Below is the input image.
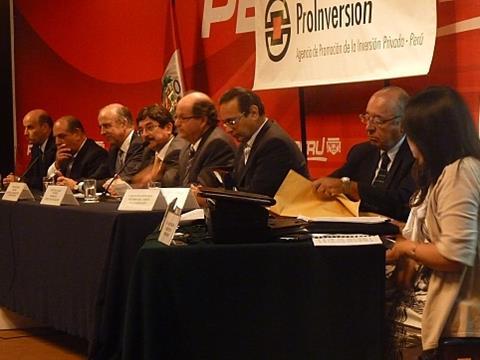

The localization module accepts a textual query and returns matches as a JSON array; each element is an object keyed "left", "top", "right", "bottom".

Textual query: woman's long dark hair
[{"left": 403, "top": 86, "right": 480, "bottom": 206}]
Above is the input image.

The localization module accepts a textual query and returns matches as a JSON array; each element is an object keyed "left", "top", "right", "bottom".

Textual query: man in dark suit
[
  {"left": 175, "top": 91, "right": 236, "bottom": 187},
  {"left": 313, "top": 86, "right": 415, "bottom": 221},
  {"left": 48, "top": 115, "right": 109, "bottom": 191},
  {"left": 134, "top": 103, "right": 188, "bottom": 187},
  {"left": 219, "top": 87, "right": 309, "bottom": 197},
  {"left": 3, "top": 109, "right": 56, "bottom": 191},
  {"left": 97, "top": 103, "right": 147, "bottom": 189}
]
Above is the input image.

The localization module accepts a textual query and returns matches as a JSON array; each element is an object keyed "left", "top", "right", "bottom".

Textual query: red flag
[{"left": 162, "top": 0, "right": 185, "bottom": 114}]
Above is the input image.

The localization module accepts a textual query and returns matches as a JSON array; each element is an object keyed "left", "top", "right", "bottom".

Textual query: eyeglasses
[
  {"left": 223, "top": 113, "right": 246, "bottom": 127},
  {"left": 174, "top": 115, "right": 198, "bottom": 122},
  {"left": 359, "top": 113, "right": 400, "bottom": 126},
  {"left": 138, "top": 124, "right": 159, "bottom": 134}
]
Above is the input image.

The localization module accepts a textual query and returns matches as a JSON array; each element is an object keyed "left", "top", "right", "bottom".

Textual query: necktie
[
  {"left": 372, "top": 152, "right": 390, "bottom": 187},
  {"left": 115, "top": 149, "right": 125, "bottom": 173},
  {"left": 243, "top": 144, "right": 251, "bottom": 165},
  {"left": 182, "top": 145, "right": 195, "bottom": 186},
  {"left": 65, "top": 158, "right": 74, "bottom": 178},
  {"left": 151, "top": 155, "right": 162, "bottom": 182}
]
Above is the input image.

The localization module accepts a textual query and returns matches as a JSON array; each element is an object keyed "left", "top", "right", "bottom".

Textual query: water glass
[
  {"left": 148, "top": 181, "right": 162, "bottom": 189},
  {"left": 84, "top": 179, "right": 98, "bottom": 203},
  {"left": 42, "top": 176, "right": 54, "bottom": 192}
]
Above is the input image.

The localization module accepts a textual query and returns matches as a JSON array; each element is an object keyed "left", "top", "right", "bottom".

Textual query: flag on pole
[{"left": 162, "top": 0, "right": 185, "bottom": 115}]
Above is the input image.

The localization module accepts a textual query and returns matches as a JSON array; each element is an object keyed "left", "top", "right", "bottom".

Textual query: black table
[
  {"left": 123, "top": 240, "right": 385, "bottom": 360},
  {"left": 0, "top": 198, "right": 164, "bottom": 359}
]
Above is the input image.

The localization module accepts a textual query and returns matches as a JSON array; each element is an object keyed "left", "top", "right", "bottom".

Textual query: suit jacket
[
  {"left": 23, "top": 135, "right": 56, "bottom": 190},
  {"left": 330, "top": 140, "right": 415, "bottom": 221},
  {"left": 59, "top": 138, "right": 109, "bottom": 181},
  {"left": 101, "top": 132, "right": 146, "bottom": 184},
  {"left": 178, "top": 126, "right": 236, "bottom": 187},
  {"left": 156, "top": 135, "right": 189, "bottom": 187},
  {"left": 233, "top": 120, "right": 309, "bottom": 197}
]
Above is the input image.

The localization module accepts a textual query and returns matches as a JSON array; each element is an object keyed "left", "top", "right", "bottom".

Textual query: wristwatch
[{"left": 341, "top": 177, "right": 351, "bottom": 194}]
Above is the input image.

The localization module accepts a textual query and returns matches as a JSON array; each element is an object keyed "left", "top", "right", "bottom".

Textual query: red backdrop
[{"left": 13, "top": 0, "right": 480, "bottom": 178}]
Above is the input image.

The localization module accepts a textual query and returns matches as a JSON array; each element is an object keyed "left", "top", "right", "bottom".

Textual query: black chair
[{"left": 438, "top": 337, "right": 480, "bottom": 360}]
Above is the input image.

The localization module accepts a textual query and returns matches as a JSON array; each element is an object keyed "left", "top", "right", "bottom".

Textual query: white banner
[{"left": 254, "top": 0, "right": 437, "bottom": 90}]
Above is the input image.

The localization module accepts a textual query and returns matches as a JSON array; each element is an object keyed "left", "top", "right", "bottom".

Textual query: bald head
[
  {"left": 370, "top": 86, "right": 409, "bottom": 120},
  {"left": 364, "top": 86, "right": 410, "bottom": 151},
  {"left": 23, "top": 109, "right": 53, "bottom": 145},
  {"left": 174, "top": 91, "right": 218, "bottom": 144},
  {"left": 98, "top": 103, "right": 134, "bottom": 146}
]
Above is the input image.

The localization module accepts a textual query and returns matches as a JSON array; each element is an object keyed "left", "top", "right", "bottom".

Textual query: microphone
[
  {"left": 19, "top": 155, "right": 41, "bottom": 182},
  {"left": 101, "top": 141, "right": 149, "bottom": 198}
]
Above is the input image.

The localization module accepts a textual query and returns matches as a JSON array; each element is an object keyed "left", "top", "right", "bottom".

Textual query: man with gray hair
[
  {"left": 313, "top": 86, "right": 415, "bottom": 221},
  {"left": 97, "top": 103, "right": 149, "bottom": 189}
]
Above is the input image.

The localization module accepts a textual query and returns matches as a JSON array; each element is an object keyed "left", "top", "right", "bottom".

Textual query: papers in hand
[
  {"left": 270, "top": 170, "right": 360, "bottom": 218},
  {"left": 312, "top": 234, "right": 382, "bottom": 246}
]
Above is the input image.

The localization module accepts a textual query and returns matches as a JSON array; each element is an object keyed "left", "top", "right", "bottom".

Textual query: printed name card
[
  {"left": 118, "top": 188, "right": 199, "bottom": 211},
  {"left": 118, "top": 189, "right": 163, "bottom": 211},
  {"left": 1, "top": 182, "right": 35, "bottom": 202},
  {"left": 160, "top": 188, "right": 199, "bottom": 210},
  {"left": 40, "top": 185, "right": 79, "bottom": 206},
  {"left": 157, "top": 204, "right": 182, "bottom": 246}
]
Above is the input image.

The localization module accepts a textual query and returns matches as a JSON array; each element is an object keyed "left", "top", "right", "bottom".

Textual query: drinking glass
[
  {"left": 84, "top": 179, "right": 99, "bottom": 203},
  {"left": 42, "top": 176, "right": 54, "bottom": 192}
]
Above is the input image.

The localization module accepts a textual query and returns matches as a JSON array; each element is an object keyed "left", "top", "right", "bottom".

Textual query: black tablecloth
[
  {"left": 0, "top": 199, "right": 164, "bottom": 359},
  {"left": 123, "top": 240, "right": 385, "bottom": 360}
]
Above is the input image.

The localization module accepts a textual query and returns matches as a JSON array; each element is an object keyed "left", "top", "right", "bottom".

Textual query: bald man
[
  {"left": 96, "top": 103, "right": 149, "bottom": 189},
  {"left": 175, "top": 91, "right": 236, "bottom": 186},
  {"left": 313, "top": 86, "right": 415, "bottom": 221},
  {"left": 3, "top": 109, "right": 56, "bottom": 190}
]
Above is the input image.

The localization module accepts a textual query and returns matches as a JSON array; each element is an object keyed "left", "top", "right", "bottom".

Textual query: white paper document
[
  {"left": 299, "top": 216, "right": 388, "bottom": 224},
  {"left": 312, "top": 234, "right": 382, "bottom": 246}
]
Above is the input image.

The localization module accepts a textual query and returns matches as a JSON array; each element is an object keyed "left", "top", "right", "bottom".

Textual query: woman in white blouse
[{"left": 387, "top": 86, "right": 480, "bottom": 359}]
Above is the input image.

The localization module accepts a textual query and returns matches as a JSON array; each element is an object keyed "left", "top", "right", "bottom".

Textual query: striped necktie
[
  {"left": 182, "top": 145, "right": 196, "bottom": 186},
  {"left": 372, "top": 152, "right": 390, "bottom": 187}
]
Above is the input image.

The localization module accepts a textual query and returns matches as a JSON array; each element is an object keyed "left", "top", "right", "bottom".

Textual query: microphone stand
[
  {"left": 19, "top": 155, "right": 41, "bottom": 182},
  {"left": 100, "top": 141, "right": 148, "bottom": 199}
]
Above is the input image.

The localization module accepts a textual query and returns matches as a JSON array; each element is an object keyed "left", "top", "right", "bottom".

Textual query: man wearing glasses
[
  {"left": 219, "top": 87, "right": 309, "bottom": 197},
  {"left": 313, "top": 86, "right": 415, "bottom": 221},
  {"left": 175, "top": 91, "right": 236, "bottom": 186},
  {"left": 134, "top": 103, "right": 188, "bottom": 187}
]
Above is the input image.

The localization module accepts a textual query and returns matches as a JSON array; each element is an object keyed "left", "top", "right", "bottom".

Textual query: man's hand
[
  {"left": 2, "top": 173, "right": 19, "bottom": 187},
  {"left": 55, "top": 143, "right": 72, "bottom": 168},
  {"left": 312, "top": 177, "right": 344, "bottom": 199},
  {"left": 56, "top": 175, "right": 77, "bottom": 191}
]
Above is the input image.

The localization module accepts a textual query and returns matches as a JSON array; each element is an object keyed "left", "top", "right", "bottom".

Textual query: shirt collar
[
  {"left": 155, "top": 135, "right": 174, "bottom": 161},
  {"left": 245, "top": 118, "right": 269, "bottom": 149},
  {"left": 119, "top": 130, "right": 134, "bottom": 154},
  {"left": 382, "top": 135, "right": 405, "bottom": 162}
]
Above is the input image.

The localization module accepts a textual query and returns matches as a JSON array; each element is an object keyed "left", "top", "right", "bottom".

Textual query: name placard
[
  {"left": 1, "top": 182, "right": 35, "bottom": 202},
  {"left": 118, "top": 189, "right": 163, "bottom": 211},
  {"left": 40, "top": 185, "right": 79, "bottom": 206},
  {"left": 118, "top": 188, "right": 199, "bottom": 211},
  {"left": 160, "top": 188, "right": 199, "bottom": 210}
]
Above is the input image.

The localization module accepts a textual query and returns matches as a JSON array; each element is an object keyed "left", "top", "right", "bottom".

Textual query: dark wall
[{"left": 0, "top": 0, "right": 14, "bottom": 176}]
